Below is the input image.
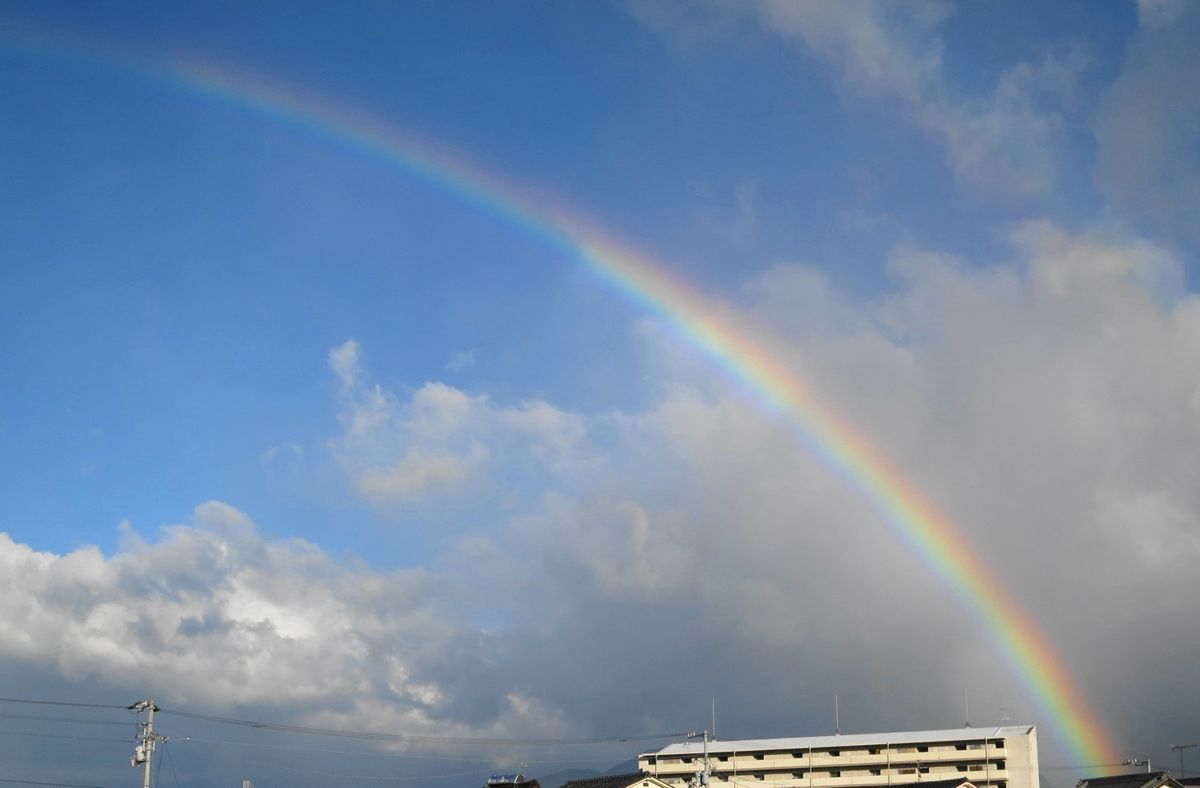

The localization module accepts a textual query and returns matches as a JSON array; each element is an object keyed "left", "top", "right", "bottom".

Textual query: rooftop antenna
[
  {"left": 712, "top": 697, "right": 717, "bottom": 742},
  {"left": 1170, "top": 745, "right": 1197, "bottom": 778},
  {"left": 963, "top": 689, "right": 971, "bottom": 728},
  {"left": 1122, "top": 758, "right": 1151, "bottom": 774},
  {"left": 834, "top": 693, "right": 840, "bottom": 735}
]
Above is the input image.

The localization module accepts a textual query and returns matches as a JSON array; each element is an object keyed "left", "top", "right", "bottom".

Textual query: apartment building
[{"left": 638, "top": 726, "right": 1038, "bottom": 788}]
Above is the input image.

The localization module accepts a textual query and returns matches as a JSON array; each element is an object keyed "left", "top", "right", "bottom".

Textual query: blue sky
[{"left": 1, "top": 3, "right": 1199, "bottom": 788}]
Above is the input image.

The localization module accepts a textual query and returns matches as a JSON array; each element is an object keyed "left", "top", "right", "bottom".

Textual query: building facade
[{"left": 638, "top": 726, "right": 1038, "bottom": 788}]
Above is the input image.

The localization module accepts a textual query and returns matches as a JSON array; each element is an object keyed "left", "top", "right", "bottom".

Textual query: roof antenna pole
[
  {"left": 834, "top": 693, "right": 840, "bottom": 736},
  {"left": 712, "top": 697, "right": 717, "bottom": 742},
  {"left": 1170, "top": 744, "right": 1197, "bottom": 778},
  {"left": 964, "top": 689, "right": 971, "bottom": 728}
]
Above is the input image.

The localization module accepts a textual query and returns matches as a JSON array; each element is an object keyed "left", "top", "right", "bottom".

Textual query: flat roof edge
[{"left": 642, "top": 726, "right": 1036, "bottom": 757}]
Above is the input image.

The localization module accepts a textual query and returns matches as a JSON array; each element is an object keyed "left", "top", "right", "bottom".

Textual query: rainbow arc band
[{"left": 1, "top": 31, "right": 1121, "bottom": 772}]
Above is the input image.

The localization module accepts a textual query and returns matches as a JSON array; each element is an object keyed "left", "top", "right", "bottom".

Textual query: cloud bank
[{"left": 6, "top": 223, "right": 1197, "bottom": 773}]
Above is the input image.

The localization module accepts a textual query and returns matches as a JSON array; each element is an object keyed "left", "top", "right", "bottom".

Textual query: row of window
[
  {"left": 648, "top": 758, "right": 1003, "bottom": 772},
  {"left": 650, "top": 743, "right": 1004, "bottom": 767},
  {"left": 653, "top": 761, "right": 1008, "bottom": 774},
  {"left": 664, "top": 775, "right": 1010, "bottom": 788}
]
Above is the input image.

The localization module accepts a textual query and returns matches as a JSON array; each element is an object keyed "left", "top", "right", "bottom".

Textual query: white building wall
[{"left": 638, "top": 727, "right": 1038, "bottom": 788}]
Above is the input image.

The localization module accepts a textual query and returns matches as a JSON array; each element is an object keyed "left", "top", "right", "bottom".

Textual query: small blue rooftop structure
[{"left": 486, "top": 774, "right": 541, "bottom": 788}]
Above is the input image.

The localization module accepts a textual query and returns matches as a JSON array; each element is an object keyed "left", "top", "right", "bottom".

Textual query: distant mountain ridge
[{"left": 535, "top": 759, "right": 640, "bottom": 788}]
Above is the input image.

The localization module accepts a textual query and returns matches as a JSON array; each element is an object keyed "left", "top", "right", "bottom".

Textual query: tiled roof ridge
[
  {"left": 568, "top": 772, "right": 648, "bottom": 782},
  {"left": 1077, "top": 772, "right": 1172, "bottom": 788},
  {"left": 561, "top": 772, "right": 649, "bottom": 788}
]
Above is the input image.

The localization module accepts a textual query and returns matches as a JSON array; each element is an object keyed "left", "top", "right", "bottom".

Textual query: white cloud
[
  {"left": 311, "top": 220, "right": 1200, "bottom": 759},
  {"left": 1093, "top": 2, "right": 1200, "bottom": 242},
  {"left": 358, "top": 447, "right": 479, "bottom": 499},
  {"left": 0, "top": 503, "right": 443, "bottom": 712},
  {"left": 755, "top": 0, "right": 948, "bottom": 107},
  {"left": 329, "top": 348, "right": 598, "bottom": 506},
  {"left": 633, "top": 1, "right": 1086, "bottom": 197},
  {"left": 1136, "top": 0, "right": 1189, "bottom": 29},
  {"left": 328, "top": 339, "right": 363, "bottom": 390}
]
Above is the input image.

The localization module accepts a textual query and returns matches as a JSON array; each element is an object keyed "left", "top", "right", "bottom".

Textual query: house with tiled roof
[
  {"left": 560, "top": 773, "right": 673, "bottom": 788},
  {"left": 1076, "top": 771, "right": 1183, "bottom": 788}
]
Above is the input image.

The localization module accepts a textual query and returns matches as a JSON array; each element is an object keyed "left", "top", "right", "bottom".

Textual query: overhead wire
[
  {"left": 173, "top": 733, "right": 655, "bottom": 768},
  {"left": 1, "top": 695, "right": 683, "bottom": 746},
  {"left": 0, "top": 779, "right": 112, "bottom": 788},
  {"left": 158, "top": 706, "right": 684, "bottom": 745},
  {"left": 247, "top": 759, "right": 487, "bottom": 783},
  {"left": 0, "top": 698, "right": 126, "bottom": 711},
  {"left": 0, "top": 713, "right": 129, "bottom": 727},
  {"left": 0, "top": 729, "right": 132, "bottom": 744},
  {"left": 173, "top": 735, "right": 494, "bottom": 761}
]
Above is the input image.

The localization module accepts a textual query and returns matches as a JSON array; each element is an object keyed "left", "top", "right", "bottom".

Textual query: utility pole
[
  {"left": 687, "top": 730, "right": 711, "bottom": 788},
  {"left": 1170, "top": 745, "right": 1197, "bottom": 778},
  {"left": 128, "top": 700, "right": 162, "bottom": 788}
]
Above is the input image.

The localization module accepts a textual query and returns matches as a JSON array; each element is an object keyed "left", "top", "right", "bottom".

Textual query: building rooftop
[
  {"left": 1076, "top": 772, "right": 1179, "bottom": 788},
  {"left": 645, "top": 726, "right": 1036, "bottom": 757},
  {"left": 909, "top": 780, "right": 979, "bottom": 788},
  {"left": 560, "top": 773, "right": 650, "bottom": 788}
]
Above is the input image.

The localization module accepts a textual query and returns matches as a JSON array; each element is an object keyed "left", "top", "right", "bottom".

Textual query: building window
[
  {"left": 830, "top": 751, "right": 840, "bottom": 758},
  {"left": 718, "top": 757, "right": 729, "bottom": 763},
  {"left": 829, "top": 771, "right": 841, "bottom": 778},
  {"left": 917, "top": 747, "right": 928, "bottom": 753},
  {"left": 870, "top": 771, "right": 881, "bottom": 776},
  {"left": 755, "top": 755, "right": 765, "bottom": 761},
  {"left": 868, "top": 749, "right": 880, "bottom": 755}
]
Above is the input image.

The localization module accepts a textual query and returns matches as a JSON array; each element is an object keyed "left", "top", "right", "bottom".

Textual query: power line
[
  {"left": 247, "top": 759, "right": 487, "bottom": 783},
  {"left": 160, "top": 742, "right": 181, "bottom": 788},
  {"left": 158, "top": 707, "right": 684, "bottom": 745},
  {"left": 174, "top": 735, "right": 495, "bottom": 761},
  {"left": 0, "top": 696, "right": 682, "bottom": 746},
  {"left": 0, "top": 713, "right": 129, "bottom": 727},
  {"left": 0, "top": 729, "right": 132, "bottom": 745},
  {"left": 176, "top": 734, "right": 635, "bottom": 766},
  {"left": 0, "top": 779, "right": 112, "bottom": 788},
  {"left": 0, "top": 699, "right": 126, "bottom": 711}
]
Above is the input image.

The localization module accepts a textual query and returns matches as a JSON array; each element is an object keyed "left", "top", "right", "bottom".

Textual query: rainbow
[{"left": 3, "top": 30, "right": 1121, "bottom": 771}]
